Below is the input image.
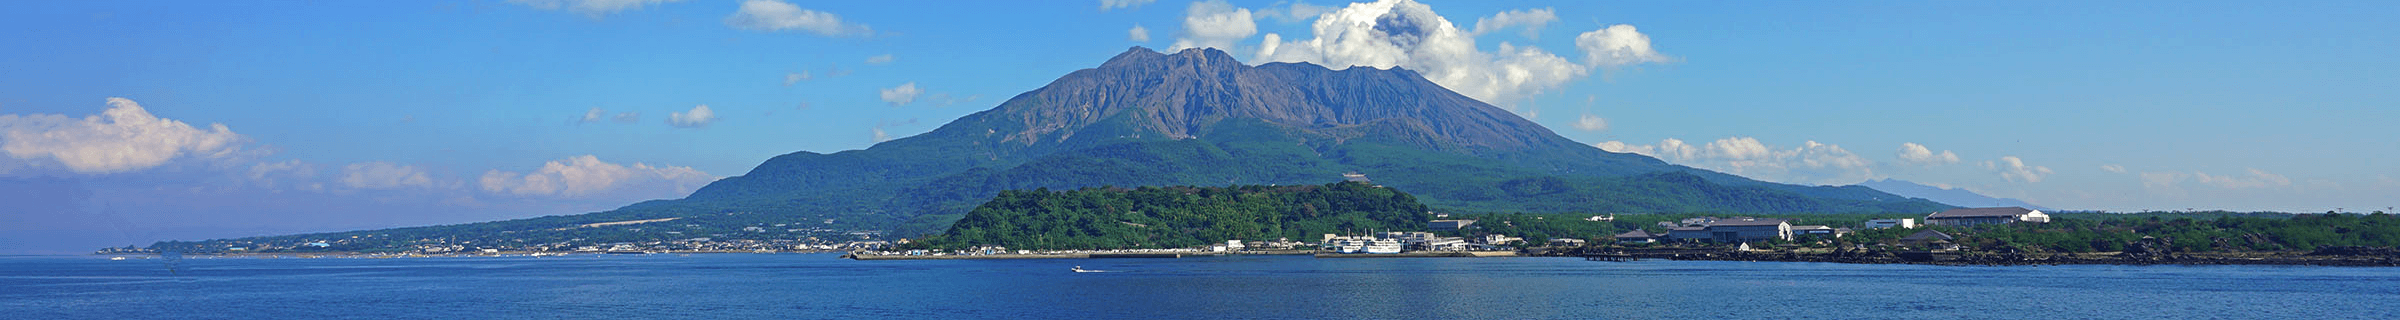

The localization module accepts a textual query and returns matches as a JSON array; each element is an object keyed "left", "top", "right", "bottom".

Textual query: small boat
[
  {"left": 1071, "top": 266, "right": 1106, "bottom": 273},
  {"left": 109, "top": 257, "right": 128, "bottom": 261}
]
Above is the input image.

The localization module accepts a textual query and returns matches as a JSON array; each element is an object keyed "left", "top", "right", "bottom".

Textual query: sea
[{"left": 4, "top": 253, "right": 2396, "bottom": 319}]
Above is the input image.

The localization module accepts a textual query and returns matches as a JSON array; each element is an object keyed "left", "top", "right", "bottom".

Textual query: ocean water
[{"left": 4, "top": 253, "right": 2397, "bottom": 319}]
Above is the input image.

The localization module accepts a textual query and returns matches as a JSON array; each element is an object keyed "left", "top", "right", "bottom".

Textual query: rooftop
[{"left": 1928, "top": 207, "right": 2038, "bottom": 219}]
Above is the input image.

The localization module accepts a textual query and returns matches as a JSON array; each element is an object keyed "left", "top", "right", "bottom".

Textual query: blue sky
[{"left": 2, "top": 0, "right": 2395, "bottom": 254}]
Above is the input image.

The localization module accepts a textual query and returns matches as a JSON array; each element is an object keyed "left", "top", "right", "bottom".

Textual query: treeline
[
  {"left": 910, "top": 182, "right": 1431, "bottom": 250},
  {"left": 1934, "top": 213, "right": 2400, "bottom": 253}
]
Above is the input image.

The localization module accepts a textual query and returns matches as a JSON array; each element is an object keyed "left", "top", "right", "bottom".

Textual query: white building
[
  {"left": 1925, "top": 207, "right": 2050, "bottom": 227},
  {"left": 1864, "top": 218, "right": 1916, "bottom": 229}
]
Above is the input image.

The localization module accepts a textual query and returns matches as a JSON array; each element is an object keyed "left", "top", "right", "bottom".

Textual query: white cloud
[
  {"left": 1594, "top": 137, "right": 1876, "bottom": 185},
  {"left": 1254, "top": 0, "right": 1667, "bottom": 109},
  {"left": 246, "top": 159, "right": 321, "bottom": 191},
  {"left": 340, "top": 162, "right": 435, "bottom": 190},
  {"left": 1129, "top": 24, "right": 1152, "bottom": 42},
  {"left": 1100, "top": 0, "right": 1156, "bottom": 11},
  {"left": 508, "top": 0, "right": 682, "bottom": 17},
  {"left": 880, "top": 82, "right": 922, "bottom": 106},
  {"left": 783, "top": 71, "right": 811, "bottom": 85},
  {"left": 667, "top": 105, "right": 716, "bottom": 128},
  {"left": 865, "top": 54, "right": 895, "bottom": 65},
  {"left": 1470, "top": 8, "right": 1556, "bottom": 38},
  {"left": 613, "top": 112, "right": 640, "bottom": 124},
  {"left": 2194, "top": 168, "right": 2292, "bottom": 189},
  {"left": 580, "top": 108, "right": 606, "bottom": 124},
  {"left": 1575, "top": 24, "right": 1672, "bottom": 68},
  {"left": 1572, "top": 113, "right": 1608, "bottom": 132},
  {"left": 1255, "top": 1, "right": 1336, "bottom": 23},
  {"left": 725, "top": 0, "right": 872, "bottom": 37},
  {"left": 1984, "top": 156, "right": 2053, "bottom": 183},
  {"left": 478, "top": 155, "right": 714, "bottom": 198},
  {"left": 872, "top": 127, "right": 892, "bottom": 143},
  {"left": 2101, "top": 164, "right": 2127, "bottom": 174},
  {"left": 1896, "top": 142, "right": 1960, "bottom": 166},
  {"left": 0, "top": 98, "right": 246, "bottom": 174},
  {"left": 1169, "top": 0, "right": 1257, "bottom": 52}
]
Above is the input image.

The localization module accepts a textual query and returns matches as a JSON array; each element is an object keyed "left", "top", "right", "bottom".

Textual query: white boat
[
  {"left": 1362, "top": 239, "right": 1404, "bottom": 254},
  {"left": 109, "top": 257, "right": 128, "bottom": 261},
  {"left": 1072, "top": 266, "right": 1105, "bottom": 273}
]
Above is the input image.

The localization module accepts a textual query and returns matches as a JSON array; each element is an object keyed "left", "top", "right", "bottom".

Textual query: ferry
[{"left": 1326, "top": 237, "right": 1404, "bottom": 254}]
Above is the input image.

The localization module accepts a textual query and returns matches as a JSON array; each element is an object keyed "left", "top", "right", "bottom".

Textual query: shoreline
[{"left": 1550, "top": 248, "right": 2400, "bottom": 267}]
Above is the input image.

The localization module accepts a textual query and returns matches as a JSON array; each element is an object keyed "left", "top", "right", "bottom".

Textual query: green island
[{"left": 907, "top": 182, "right": 1430, "bottom": 251}]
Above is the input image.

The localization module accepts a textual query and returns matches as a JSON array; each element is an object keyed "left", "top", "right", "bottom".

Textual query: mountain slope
[
  {"left": 148, "top": 47, "right": 1947, "bottom": 252},
  {"left": 1856, "top": 179, "right": 2052, "bottom": 211}
]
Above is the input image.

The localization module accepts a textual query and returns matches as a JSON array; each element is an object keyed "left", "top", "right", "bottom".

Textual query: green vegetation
[
  {"left": 910, "top": 182, "right": 1430, "bottom": 250},
  {"left": 1927, "top": 212, "right": 2400, "bottom": 253}
]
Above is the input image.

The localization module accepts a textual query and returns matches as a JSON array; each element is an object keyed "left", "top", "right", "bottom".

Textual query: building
[
  {"left": 1665, "top": 226, "right": 1712, "bottom": 242},
  {"left": 1791, "top": 225, "right": 1847, "bottom": 238},
  {"left": 1614, "top": 230, "right": 1657, "bottom": 243},
  {"left": 1705, "top": 218, "right": 1793, "bottom": 243},
  {"left": 1863, "top": 218, "right": 1916, "bottom": 229},
  {"left": 1548, "top": 238, "right": 1587, "bottom": 247},
  {"left": 1585, "top": 215, "right": 1614, "bottom": 222},
  {"left": 1430, "top": 220, "right": 1477, "bottom": 231},
  {"left": 1342, "top": 172, "right": 1373, "bottom": 185},
  {"left": 1925, "top": 207, "right": 2050, "bottom": 227},
  {"left": 1900, "top": 229, "right": 1958, "bottom": 250},
  {"left": 1480, "top": 234, "right": 1523, "bottom": 245}
]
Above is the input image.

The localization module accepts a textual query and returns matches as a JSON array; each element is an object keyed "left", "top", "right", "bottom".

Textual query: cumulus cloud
[
  {"left": 509, "top": 0, "right": 682, "bottom": 17},
  {"left": 1896, "top": 142, "right": 1960, "bottom": 166},
  {"left": 478, "top": 155, "right": 714, "bottom": 198},
  {"left": 667, "top": 105, "right": 716, "bottom": 128},
  {"left": 872, "top": 127, "right": 892, "bottom": 143},
  {"left": 1983, "top": 156, "right": 2053, "bottom": 183},
  {"left": 340, "top": 162, "right": 436, "bottom": 190},
  {"left": 580, "top": 108, "right": 606, "bottom": 124},
  {"left": 783, "top": 71, "right": 811, "bottom": 86},
  {"left": 725, "top": 0, "right": 872, "bottom": 37},
  {"left": 1470, "top": 8, "right": 1556, "bottom": 38},
  {"left": 1575, "top": 24, "right": 1672, "bottom": 68},
  {"left": 613, "top": 112, "right": 640, "bottom": 124},
  {"left": 1170, "top": 0, "right": 1258, "bottom": 52},
  {"left": 1254, "top": 0, "right": 1668, "bottom": 109},
  {"left": 1100, "top": 0, "right": 1156, "bottom": 11},
  {"left": 1572, "top": 113, "right": 1608, "bottom": 132},
  {"left": 1595, "top": 137, "right": 1875, "bottom": 185},
  {"left": 865, "top": 54, "right": 895, "bottom": 65},
  {"left": 1129, "top": 24, "right": 1152, "bottom": 42},
  {"left": 2101, "top": 164, "right": 2127, "bottom": 174},
  {"left": 0, "top": 98, "right": 246, "bottom": 174},
  {"left": 880, "top": 82, "right": 923, "bottom": 106}
]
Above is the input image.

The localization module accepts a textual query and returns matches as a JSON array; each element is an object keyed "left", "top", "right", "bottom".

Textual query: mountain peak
[{"left": 1102, "top": 46, "right": 1240, "bottom": 70}]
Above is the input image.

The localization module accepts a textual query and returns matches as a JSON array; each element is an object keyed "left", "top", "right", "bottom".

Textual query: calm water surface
[{"left": 4, "top": 253, "right": 2396, "bottom": 319}]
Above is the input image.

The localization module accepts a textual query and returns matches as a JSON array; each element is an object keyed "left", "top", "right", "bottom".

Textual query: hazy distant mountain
[
  {"left": 152, "top": 47, "right": 1948, "bottom": 251},
  {"left": 1855, "top": 179, "right": 2052, "bottom": 211}
]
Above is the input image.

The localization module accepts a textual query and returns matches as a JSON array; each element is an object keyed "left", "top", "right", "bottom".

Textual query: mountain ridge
[{"left": 143, "top": 47, "right": 1949, "bottom": 253}]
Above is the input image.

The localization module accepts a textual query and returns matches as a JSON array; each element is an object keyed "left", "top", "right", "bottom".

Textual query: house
[
  {"left": 1864, "top": 218, "right": 1916, "bottom": 229},
  {"left": 1430, "top": 220, "right": 1477, "bottom": 231},
  {"left": 1925, "top": 207, "right": 2050, "bottom": 227},
  {"left": 1480, "top": 234, "right": 1523, "bottom": 245},
  {"left": 1585, "top": 215, "right": 1615, "bottom": 222},
  {"left": 1342, "top": 172, "right": 1372, "bottom": 184},
  {"left": 1705, "top": 218, "right": 1793, "bottom": 243},
  {"left": 1791, "top": 225, "right": 1847, "bottom": 238},
  {"left": 1614, "top": 230, "right": 1657, "bottom": 243},
  {"left": 1900, "top": 229, "right": 1959, "bottom": 250}
]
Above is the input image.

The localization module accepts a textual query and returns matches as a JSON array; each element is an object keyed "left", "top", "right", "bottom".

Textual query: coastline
[{"left": 1548, "top": 248, "right": 2400, "bottom": 267}]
